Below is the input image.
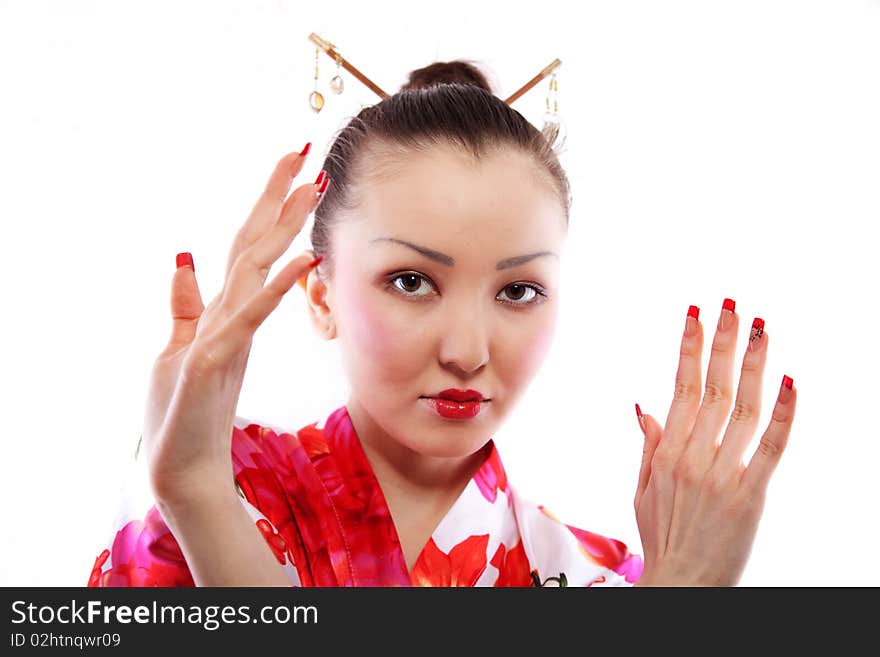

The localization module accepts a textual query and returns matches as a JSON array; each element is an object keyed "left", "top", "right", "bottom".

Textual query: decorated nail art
[{"left": 749, "top": 317, "right": 765, "bottom": 346}]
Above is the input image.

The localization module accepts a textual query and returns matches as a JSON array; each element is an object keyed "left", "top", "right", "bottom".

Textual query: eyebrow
[{"left": 370, "top": 237, "right": 558, "bottom": 270}]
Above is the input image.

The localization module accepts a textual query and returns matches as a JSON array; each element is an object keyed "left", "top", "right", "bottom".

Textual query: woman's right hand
[{"left": 142, "top": 146, "right": 328, "bottom": 506}]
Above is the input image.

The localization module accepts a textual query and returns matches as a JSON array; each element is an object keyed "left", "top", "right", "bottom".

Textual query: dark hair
[
  {"left": 310, "top": 60, "right": 571, "bottom": 279},
  {"left": 401, "top": 60, "right": 494, "bottom": 93}
]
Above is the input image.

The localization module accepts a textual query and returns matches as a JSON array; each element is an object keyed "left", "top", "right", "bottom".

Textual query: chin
[
  {"left": 405, "top": 439, "right": 489, "bottom": 461},
  {"left": 402, "top": 399, "right": 497, "bottom": 459}
]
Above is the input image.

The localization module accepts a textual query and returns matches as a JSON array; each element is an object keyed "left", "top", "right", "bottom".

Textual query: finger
[
  {"left": 166, "top": 252, "right": 205, "bottom": 352},
  {"left": 666, "top": 301, "right": 740, "bottom": 545},
  {"left": 205, "top": 253, "right": 320, "bottom": 367},
  {"left": 684, "top": 299, "right": 739, "bottom": 468},
  {"left": 741, "top": 375, "right": 796, "bottom": 494},
  {"left": 221, "top": 179, "right": 323, "bottom": 313},
  {"left": 277, "top": 172, "right": 329, "bottom": 228},
  {"left": 660, "top": 305, "right": 704, "bottom": 458},
  {"left": 634, "top": 413, "right": 666, "bottom": 562},
  {"left": 634, "top": 408, "right": 662, "bottom": 511},
  {"left": 713, "top": 318, "right": 769, "bottom": 476},
  {"left": 224, "top": 145, "right": 313, "bottom": 281}
]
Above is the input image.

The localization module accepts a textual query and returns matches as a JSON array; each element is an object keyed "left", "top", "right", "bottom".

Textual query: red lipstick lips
[
  {"left": 432, "top": 389, "right": 486, "bottom": 402},
  {"left": 422, "top": 389, "right": 487, "bottom": 420}
]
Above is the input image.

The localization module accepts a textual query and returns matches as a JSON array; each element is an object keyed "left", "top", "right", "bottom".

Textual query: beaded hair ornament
[{"left": 306, "top": 33, "right": 564, "bottom": 146}]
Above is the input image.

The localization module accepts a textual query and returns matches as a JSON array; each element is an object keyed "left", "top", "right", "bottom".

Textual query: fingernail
[
  {"left": 719, "top": 298, "right": 736, "bottom": 331},
  {"left": 780, "top": 374, "right": 794, "bottom": 402},
  {"left": 309, "top": 255, "right": 324, "bottom": 268},
  {"left": 634, "top": 403, "right": 646, "bottom": 435},
  {"left": 176, "top": 252, "right": 194, "bottom": 271},
  {"left": 314, "top": 170, "right": 327, "bottom": 186},
  {"left": 749, "top": 317, "right": 765, "bottom": 350},
  {"left": 318, "top": 175, "right": 330, "bottom": 194},
  {"left": 685, "top": 305, "right": 700, "bottom": 336},
  {"left": 300, "top": 142, "right": 312, "bottom": 156}
]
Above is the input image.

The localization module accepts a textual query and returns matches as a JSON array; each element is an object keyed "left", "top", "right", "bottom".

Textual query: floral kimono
[{"left": 88, "top": 406, "right": 643, "bottom": 587}]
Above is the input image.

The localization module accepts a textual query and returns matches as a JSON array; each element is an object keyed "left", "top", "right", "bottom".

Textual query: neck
[
  {"left": 345, "top": 399, "right": 490, "bottom": 491},
  {"left": 343, "top": 399, "right": 492, "bottom": 571}
]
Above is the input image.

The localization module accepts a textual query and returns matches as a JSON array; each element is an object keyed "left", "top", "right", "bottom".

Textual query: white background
[{"left": 1, "top": 0, "right": 878, "bottom": 586}]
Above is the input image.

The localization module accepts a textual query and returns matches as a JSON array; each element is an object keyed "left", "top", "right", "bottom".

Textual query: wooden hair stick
[
  {"left": 308, "top": 33, "right": 560, "bottom": 106},
  {"left": 308, "top": 33, "right": 389, "bottom": 99},
  {"left": 504, "top": 59, "right": 562, "bottom": 105}
]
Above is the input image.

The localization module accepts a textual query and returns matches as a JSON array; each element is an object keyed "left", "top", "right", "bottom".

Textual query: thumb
[
  {"left": 641, "top": 413, "right": 663, "bottom": 468},
  {"left": 168, "top": 252, "right": 205, "bottom": 350},
  {"left": 634, "top": 407, "right": 663, "bottom": 511}
]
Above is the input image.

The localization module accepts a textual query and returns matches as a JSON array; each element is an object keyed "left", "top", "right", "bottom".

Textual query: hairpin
[{"left": 306, "top": 33, "right": 563, "bottom": 145}]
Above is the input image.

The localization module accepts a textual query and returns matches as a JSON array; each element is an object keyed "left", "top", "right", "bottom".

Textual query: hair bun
[{"left": 400, "top": 60, "right": 493, "bottom": 94}]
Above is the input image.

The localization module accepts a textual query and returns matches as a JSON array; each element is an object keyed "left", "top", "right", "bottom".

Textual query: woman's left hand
[{"left": 633, "top": 300, "right": 797, "bottom": 586}]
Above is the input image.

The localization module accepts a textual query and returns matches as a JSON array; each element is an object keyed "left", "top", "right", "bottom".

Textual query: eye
[
  {"left": 389, "top": 273, "right": 435, "bottom": 298},
  {"left": 387, "top": 273, "right": 547, "bottom": 307},
  {"left": 497, "top": 283, "right": 546, "bottom": 306}
]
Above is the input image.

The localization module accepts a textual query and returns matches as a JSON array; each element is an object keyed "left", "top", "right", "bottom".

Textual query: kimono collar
[{"left": 232, "top": 405, "right": 512, "bottom": 586}]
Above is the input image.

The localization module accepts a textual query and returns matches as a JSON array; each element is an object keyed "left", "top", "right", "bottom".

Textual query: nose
[{"left": 437, "top": 305, "right": 490, "bottom": 377}]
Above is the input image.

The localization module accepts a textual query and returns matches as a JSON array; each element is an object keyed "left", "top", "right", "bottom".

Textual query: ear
[{"left": 298, "top": 250, "right": 337, "bottom": 340}]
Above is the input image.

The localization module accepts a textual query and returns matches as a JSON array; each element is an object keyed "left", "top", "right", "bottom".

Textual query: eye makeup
[{"left": 382, "top": 271, "right": 548, "bottom": 308}]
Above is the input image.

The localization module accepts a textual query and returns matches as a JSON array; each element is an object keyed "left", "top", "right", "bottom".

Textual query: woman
[{"left": 88, "top": 61, "right": 797, "bottom": 587}]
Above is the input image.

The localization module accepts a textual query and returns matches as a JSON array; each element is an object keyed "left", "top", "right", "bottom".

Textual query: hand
[
  {"left": 633, "top": 301, "right": 797, "bottom": 586},
  {"left": 142, "top": 147, "right": 327, "bottom": 505}
]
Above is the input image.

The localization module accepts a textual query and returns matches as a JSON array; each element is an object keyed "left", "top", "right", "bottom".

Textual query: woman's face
[{"left": 311, "top": 144, "right": 567, "bottom": 462}]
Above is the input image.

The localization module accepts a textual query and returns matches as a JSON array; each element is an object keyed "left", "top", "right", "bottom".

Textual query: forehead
[{"left": 342, "top": 145, "right": 567, "bottom": 248}]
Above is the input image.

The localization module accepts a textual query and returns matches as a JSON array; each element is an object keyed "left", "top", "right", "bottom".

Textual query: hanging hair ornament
[
  {"left": 306, "top": 33, "right": 561, "bottom": 135},
  {"left": 329, "top": 54, "right": 345, "bottom": 94},
  {"left": 541, "top": 70, "right": 561, "bottom": 145},
  {"left": 308, "top": 46, "right": 325, "bottom": 112}
]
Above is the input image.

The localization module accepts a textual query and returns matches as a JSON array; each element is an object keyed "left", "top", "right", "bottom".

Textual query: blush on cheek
[
  {"left": 518, "top": 321, "right": 557, "bottom": 378},
  {"left": 341, "top": 288, "right": 419, "bottom": 374}
]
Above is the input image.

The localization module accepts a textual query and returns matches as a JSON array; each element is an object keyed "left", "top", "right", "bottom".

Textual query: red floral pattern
[
  {"left": 490, "top": 540, "right": 533, "bottom": 587},
  {"left": 89, "top": 406, "right": 641, "bottom": 587},
  {"left": 474, "top": 446, "right": 508, "bottom": 504},
  {"left": 255, "top": 519, "right": 289, "bottom": 565},
  {"left": 88, "top": 506, "right": 193, "bottom": 587},
  {"left": 539, "top": 505, "right": 643, "bottom": 584},
  {"left": 566, "top": 525, "right": 643, "bottom": 583},
  {"left": 411, "top": 535, "right": 489, "bottom": 587}
]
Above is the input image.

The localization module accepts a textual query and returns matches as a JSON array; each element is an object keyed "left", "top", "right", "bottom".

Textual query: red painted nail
[
  {"left": 722, "top": 298, "right": 736, "bottom": 312},
  {"left": 309, "top": 255, "right": 324, "bottom": 268},
  {"left": 687, "top": 305, "right": 700, "bottom": 320},
  {"left": 782, "top": 375, "right": 793, "bottom": 390},
  {"left": 752, "top": 317, "right": 765, "bottom": 331},
  {"left": 314, "top": 170, "right": 326, "bottom": 186},
  {"left": 318, "top": 175, "right": 330, "bottom": 194},
  {"left": 300, "top": 142, "right": 312, "bottom": 156},
  {"left": 634, "top": 403, "right": 646, "bottom": 434},
  {"left": 176, "top": 252, "right": 194, "bottom": 271}
]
